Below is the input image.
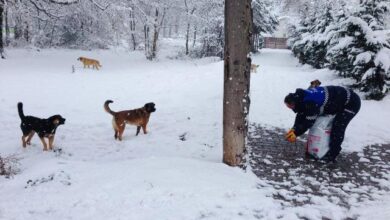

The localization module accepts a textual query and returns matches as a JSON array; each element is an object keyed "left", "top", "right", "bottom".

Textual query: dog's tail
[
  {"left": 104, "top": 100, "right": 116, "bottom": 116},
  {"left": 17, "top": 102, "right": 25, "bottom": 120}
]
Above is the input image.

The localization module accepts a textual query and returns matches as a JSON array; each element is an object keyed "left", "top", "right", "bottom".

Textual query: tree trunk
[
  {"left": 151, "top": 8, "right": 159, "bottom": 59},
  {"left": 5, "top": 2, "right": 9, "bottom": 47},
  {"left": 251, "top": 33, "right": 259, "bottom": 53},
  {"left": 0, "top": 0, "right": 4, "bottom": 58},
  {"left": 144, "top": 25, "right": 151, "bottom": 60},
  {"left": 151, "top": 8, "right": 166, "bottom": 60},
  {"left": 185, "top": 22, "right": 190, "bottom": 55},
  {"left": 192, "top": 25, "right": 197, "bottom": 48},
  {"left": 223, "top": 0, "right": 252, "bottom": 166},
  {"left": 130, "top": 10, "right": 137, "bottom": 50},
  {"left": 184, "top": 0, "right": 195, "bottom": 55},
  {"left": 174, "top": 16, "right": 179, "bottom": 35},
  {"left": 23, "top": 22, "right": 29, "bottom": 43}
]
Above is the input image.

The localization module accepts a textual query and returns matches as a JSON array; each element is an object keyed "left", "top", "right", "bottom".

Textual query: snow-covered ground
[{"left": 0, "top": 45, "right": 389, "bottom": 220}]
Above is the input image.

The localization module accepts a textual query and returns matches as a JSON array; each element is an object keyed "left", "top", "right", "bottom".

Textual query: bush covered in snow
[{"left": 0, "top": 154, "right": 20, "bottom": 178}]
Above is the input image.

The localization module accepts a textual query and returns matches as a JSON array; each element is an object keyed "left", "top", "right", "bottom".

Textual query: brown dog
[
  {"left": 77, "top": 57, "right": 102, "bottom": 70},
  {"left": 309, "top": 79, "right": 321, "bottom": 88},
  {"left": 104, "top": 100, "right": 156, "bottom": 141},
  {"left": 251, "top": 64, "right": 259, "bottom": 73}
]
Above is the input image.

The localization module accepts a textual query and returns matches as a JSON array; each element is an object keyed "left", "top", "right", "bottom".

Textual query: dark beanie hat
[{"left": 284, "top": 93, "right": 297, "bottom": 104}]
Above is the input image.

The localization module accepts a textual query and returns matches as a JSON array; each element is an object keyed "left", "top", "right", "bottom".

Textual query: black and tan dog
[
  {"left": 104, "top": 100, "right": 156, "bottom": 141},
  {"left": 18, "top": 102, "right": 65, "bottom": 151}
]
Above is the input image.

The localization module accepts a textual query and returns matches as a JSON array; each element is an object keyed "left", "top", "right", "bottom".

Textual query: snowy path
[
  {"left": 249, "top": 49, "right": 390, "bottom": 219},
  {"left": 248, "top": 125, "right": 390, "bottom": 219},
  {"left": 250, "top": 49, "right": 390, "bottom": 152}
]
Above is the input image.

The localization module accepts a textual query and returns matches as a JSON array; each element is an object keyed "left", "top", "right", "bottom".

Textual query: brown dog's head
[
  {"left": 144, "top": 103, "right": 156, "bottom": 113},
  {"left": 49, "top": 115, "right": 66, "bottom": 126},
  {"left": 77, "top": 57, "right": 83, "bottom": 61},
  {"left": 310, "top": 79, "right": 321, "bottom": 88}
]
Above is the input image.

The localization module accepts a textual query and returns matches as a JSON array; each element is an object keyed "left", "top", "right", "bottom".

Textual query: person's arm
[{"left": 292, "top": 102, "right": 319, "bottom": 136}]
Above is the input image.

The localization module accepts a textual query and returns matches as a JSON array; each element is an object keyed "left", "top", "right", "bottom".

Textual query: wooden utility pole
[{"left": 223, "top": 0, "right": 252, "bottom": 166}]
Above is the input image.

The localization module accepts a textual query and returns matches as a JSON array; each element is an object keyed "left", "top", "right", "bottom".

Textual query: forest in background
[{"left": 0, "top": 0, "right": 389, "bottom": 99}]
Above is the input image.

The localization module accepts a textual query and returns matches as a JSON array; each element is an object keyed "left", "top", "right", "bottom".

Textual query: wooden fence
[{"left": 264, "top": 37, "right": 288, "bottom": 49}]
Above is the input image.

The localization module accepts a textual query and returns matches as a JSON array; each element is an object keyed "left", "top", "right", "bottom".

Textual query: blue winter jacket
[{"left": 292, "top": 86, "right": 352, "bottom": 136}]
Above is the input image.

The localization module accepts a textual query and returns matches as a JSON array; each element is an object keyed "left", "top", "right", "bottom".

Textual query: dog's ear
[
  {"left": 51, "top": 115, "right": 66, "bottom": 125},
  {"left": 53, "top": 119, "right": 60, "bottom": 125}
]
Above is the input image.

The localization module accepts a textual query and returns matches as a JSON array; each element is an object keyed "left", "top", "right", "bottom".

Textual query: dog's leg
[
  {"left": 141, "top": 124, "right": 148, "bottom": 134},
  {"left": 21, "top": 135, "right": 27, "bottom": 148},
  {"left": 112, "top": 118, "right": 119, "bottom": 140},
  {"left": 48, "top": 136, "right": 55, "bottom": 150},
  {"left": 136, "top": 126, "right": 141, "bottom": 136},
  {"left": 26, "top": 131, "right": 35, "bottom": 145},
  {"left": 117, "top": 123, "right": 126, "bottom": 141},
  {"left": 39, "top": 137, "right": 48, "bottom": 151}
]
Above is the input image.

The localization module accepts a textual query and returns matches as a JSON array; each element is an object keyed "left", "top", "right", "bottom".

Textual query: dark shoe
[
  {"left": 321, "top": 151, "right": 337, "bottom": 163},
  {"left": 305, "top": 152, "right": 317, "bottom": 160}
]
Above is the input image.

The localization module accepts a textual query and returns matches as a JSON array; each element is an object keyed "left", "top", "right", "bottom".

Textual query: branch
[
  {"left": 89, "top": 0, "right": 110, "bottom": 11},
  {"left": 29, "top": 0, "right": 64, "bottom": 19},
  {"left": 48, "top": 0, "right": 79, "bottom": 5}
]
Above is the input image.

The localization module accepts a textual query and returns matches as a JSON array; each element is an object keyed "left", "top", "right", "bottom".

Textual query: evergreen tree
[
  {"left": 290, "top": 3, "right": 315, "bottom": 64},
  {"left": 327, "top": 0, "right": 390, "bottom": 99},
  {"left": 325, "top": 5, "right": 354, "bottom": 77},
  {"left": 303, "top": 3, "right": 334, "bottom": 68},
  {"left": 251, "top": 0, "right": 278, "bottom": 52}
]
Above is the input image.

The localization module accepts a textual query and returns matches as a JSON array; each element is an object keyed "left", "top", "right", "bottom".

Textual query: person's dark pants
[{"left": 327, "top": 91, "right": 361, "bottom": 160}]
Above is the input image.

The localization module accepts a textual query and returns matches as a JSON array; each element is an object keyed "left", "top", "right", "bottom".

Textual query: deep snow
[{"left": 0, "top": 46, "right": 389, "bottom": 220}]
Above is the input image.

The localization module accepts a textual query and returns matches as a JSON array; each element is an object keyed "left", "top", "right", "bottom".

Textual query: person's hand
[{"left": 285, "top": 129, "right": 296, "bottom": 143}]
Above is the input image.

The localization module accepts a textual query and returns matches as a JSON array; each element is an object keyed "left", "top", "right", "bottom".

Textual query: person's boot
[{"left": 321, "top": 151, "right": 337, "bottom": 163}]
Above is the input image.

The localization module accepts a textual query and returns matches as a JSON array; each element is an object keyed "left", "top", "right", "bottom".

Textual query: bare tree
[
  {"left": 151, "top": 7, "right": 166, "bottom": 59},
  {"left": 184, "top": 0, "right": 195, "bottom": 55},
  {"left": 223, "top": 0, "right": 252, "bottom": 166},
  {"left": 129, "top": 8, "right": 137, "bottom": 50},
  {"left": 0, "top": 0, "right": 4, "bottom": 58},
  {"left": 4, "top": 0, "right": 9, "bottom": 46}
]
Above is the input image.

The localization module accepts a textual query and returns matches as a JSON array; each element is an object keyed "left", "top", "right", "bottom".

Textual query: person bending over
[{"left": 284, "top": 85, "right": 361, "bottom": 162}]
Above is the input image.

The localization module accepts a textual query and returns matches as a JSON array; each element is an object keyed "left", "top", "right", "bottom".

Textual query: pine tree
[
  {"left": 324, "top": 4, "right": 351, "bottom": 76},
  {"left": 251, "top": 0, "right": 278, "bottom": 52},
  {"left": 327, "top": 0, "right": 390, "bottom": 99},
  {"left": 303, "top": 3, "right": 334, "bottom": 68},
  {"left": 353, "top": 0, "right": 390, "bottom": 99},
  {"left": 290, "top": 3, "right": 316, "bottom": 64}
]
